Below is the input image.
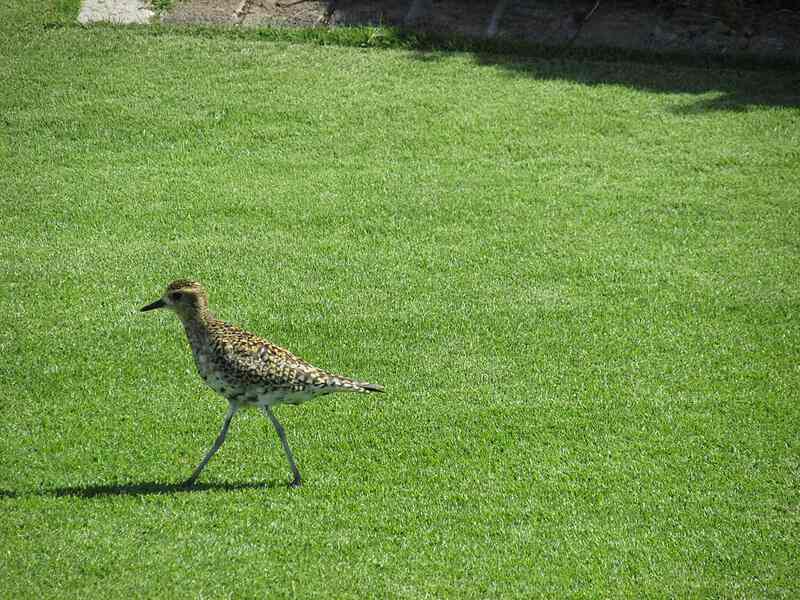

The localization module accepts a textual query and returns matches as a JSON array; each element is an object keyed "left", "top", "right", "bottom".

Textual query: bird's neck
[{"left": 179, "top": 309, "right": 217, "bottom": 350}]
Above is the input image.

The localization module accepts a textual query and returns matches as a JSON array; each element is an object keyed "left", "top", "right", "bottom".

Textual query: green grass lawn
[{"left": 1, "top": 2, "right": 799, "bottom": 597}]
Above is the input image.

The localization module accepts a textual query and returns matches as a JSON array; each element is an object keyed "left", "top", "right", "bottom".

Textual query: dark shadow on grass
[
  {"left": 463, "top": 50, "right": 800, "bottom": 113},
  {"left": 47, "top": 480, "right": 280, "bottom": 498},
  {"left": 320, "top": 0, "right": 800, "bottom": 112},
  {"left": 275, "top": 0, "right": 800, "bottom": 113}
]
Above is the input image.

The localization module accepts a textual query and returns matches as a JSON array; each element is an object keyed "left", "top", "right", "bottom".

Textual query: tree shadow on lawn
[
  {"left": 324, "top": 0, "right": 800, "bottom": 112},
  {"left": 470, "top": 51, "right": 800, "bottom": 113},
  {"left": 306, "top": 0, "right": 800, "bottom": 112},
  {"left": 43, "top": 480, "right": 280, "bottom": 498}
]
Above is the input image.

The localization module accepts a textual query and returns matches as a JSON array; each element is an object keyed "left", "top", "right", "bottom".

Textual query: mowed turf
[{"left": 1, "top": 2, "right": 799, "bottom": 598}]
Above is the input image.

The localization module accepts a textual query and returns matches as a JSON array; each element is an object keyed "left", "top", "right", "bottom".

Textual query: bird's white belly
[
  {"left": 252, "top": 388, "right": 315, "bottom": 407},
  {"left": 204, "top": 373, "right": 228, "bottom": 394},
  {"left": 192, "top": 348, "right": 316, "bottom": 406}
]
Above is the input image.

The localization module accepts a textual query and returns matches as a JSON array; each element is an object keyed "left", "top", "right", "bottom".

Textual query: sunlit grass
[{"left": 1, "top": 2, "right": 798, "bottom": 598}]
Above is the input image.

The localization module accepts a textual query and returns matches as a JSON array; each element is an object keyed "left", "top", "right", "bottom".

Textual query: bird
[{"left": 140, "top": 279, "right": 384, "bottom": 488}]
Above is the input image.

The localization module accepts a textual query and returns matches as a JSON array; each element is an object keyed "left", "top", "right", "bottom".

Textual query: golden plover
[{"left": 141, "top": 279, "right": 384, "bottom": 488}]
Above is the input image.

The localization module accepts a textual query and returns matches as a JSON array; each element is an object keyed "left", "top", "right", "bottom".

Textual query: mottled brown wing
[{"left": 211, "top": 321, "right": 332, "bottom": 389}]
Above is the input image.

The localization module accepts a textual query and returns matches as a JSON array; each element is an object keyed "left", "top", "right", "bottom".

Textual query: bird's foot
[
  {"left": 180, "top": 477, "right": 197, "bottom": 489},
  {"left": 289, "top": 475, "right": 302, "bottom": 489}
]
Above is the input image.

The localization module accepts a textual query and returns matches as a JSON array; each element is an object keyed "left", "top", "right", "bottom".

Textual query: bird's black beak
[{"left": 140, "top": 298, "right": 166, "bottom": 312}]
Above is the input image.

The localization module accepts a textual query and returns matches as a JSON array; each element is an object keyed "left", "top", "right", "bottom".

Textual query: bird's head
[{"left": 141, "top": 279, "right": 209, "bottom": 320}]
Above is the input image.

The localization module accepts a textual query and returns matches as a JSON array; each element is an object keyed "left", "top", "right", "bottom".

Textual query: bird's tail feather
[
  {"left": 329, "top": 378, "right": 384, "bottom": 393},
  {"left": 357, "top": 381, "right": 384, "bottom": 393}
]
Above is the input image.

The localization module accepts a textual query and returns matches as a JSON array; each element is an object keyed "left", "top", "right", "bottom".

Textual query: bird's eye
[{"left": 170, "top": 292, "right": 183, "bottom": 301}]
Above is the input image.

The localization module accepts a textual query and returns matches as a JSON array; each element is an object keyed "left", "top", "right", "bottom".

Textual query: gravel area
[{"left": 78, "top": 0, "right": 154, "bottom": 24}]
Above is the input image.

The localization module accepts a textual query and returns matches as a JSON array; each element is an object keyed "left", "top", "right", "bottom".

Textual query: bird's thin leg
[
  {"left": 262, "top": 406, "right": 302, "bottom": 488},
  {"left": 183, "top": 403, "right": 238, "bottom": 487}
]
